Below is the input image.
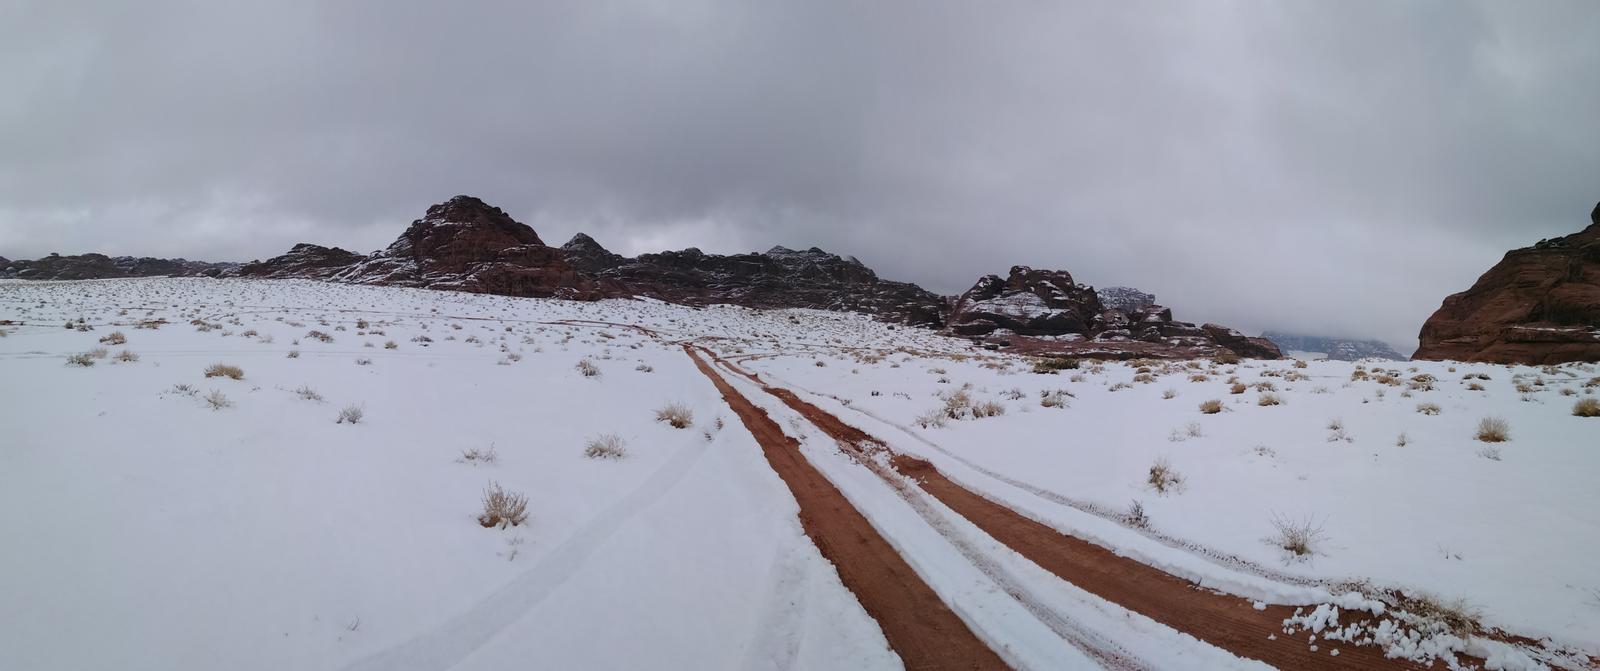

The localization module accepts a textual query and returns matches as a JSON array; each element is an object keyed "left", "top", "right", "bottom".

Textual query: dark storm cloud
[{"left": 3, "top": 1, "right": 1597, "bottom": 351}]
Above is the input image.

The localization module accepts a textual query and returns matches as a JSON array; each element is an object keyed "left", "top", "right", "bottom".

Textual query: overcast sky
[{"left": 3, "top": 1, "right": 1597, "bottom": 351}]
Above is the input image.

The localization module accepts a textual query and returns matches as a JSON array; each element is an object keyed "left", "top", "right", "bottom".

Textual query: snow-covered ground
[
  {"left": 750, "top": 345, "right": 1600, "bottom": 656},
  {"left": 2, "top": 277, "right": 1596, "bottom": 670}
]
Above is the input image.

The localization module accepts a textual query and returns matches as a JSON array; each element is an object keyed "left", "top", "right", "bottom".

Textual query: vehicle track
[
  {"left": 683, "top": 345, "right": 1010, "bottom": 670},
  {"left": 707, "top": 352, "right": 1444, "bottom": 670}
]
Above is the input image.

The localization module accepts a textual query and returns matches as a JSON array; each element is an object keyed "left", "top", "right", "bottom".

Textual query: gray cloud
[{"left": 3, "top": 0, "right": 1597, "bottom": 351}]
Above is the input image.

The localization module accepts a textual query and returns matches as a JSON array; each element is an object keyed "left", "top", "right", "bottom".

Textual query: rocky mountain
[
  {"left": 0, "top": 253, "right": 235, "bottom": 280},
  {"left": 1096, "top": 286, "right": 1156, "bottom": 313},
  {"left": 949, "top": 266, "right": 1281, "bottom": 360},
  {"left": 1414, "top": 202, "right": 1600, "bottom": 364},
  {"left": 1260, "top": 332, "right": 1406, "bottom": 361},
  {"left": 330, "top": 196, "right": 601, "bottom": 300},
  {"left": 233, "top": 244, "right": 364, "bottom": 280}
]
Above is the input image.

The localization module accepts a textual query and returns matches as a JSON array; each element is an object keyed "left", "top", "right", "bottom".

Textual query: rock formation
[
  {"left": 233, "top": 244, "right": 363, "bottom": 279},
  {"left": 1096, "top": 286, "right": 1157, "bottom": 313},
  {"left": 332, "top": 196, "right": 601, "bottom": 300},
  {"left": 948, "top": 266, "right": 1281, "bottom": 359},
  {"left": 0, "top": 253, "right": 234, "bottom": 280},
  {"left": 1414, "top": 203, "right": 1600, "bottom": 364}
]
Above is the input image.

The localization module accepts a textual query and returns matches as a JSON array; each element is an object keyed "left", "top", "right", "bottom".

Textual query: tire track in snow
[
  {"left": 738, "top": 537, "right": 814, "bottom": 671},
  {"left": 340, "top": 434, "right": 713, "bottom": 671}
]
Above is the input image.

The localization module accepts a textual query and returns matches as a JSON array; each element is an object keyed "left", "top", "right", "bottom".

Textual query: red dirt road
[{"left": 683, "top": 345, "right": 1009, "bottom": 670}]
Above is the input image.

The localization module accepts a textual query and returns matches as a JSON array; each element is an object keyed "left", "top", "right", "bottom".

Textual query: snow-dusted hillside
[{"left": 2, "top": 278, "right": 1596, "bottom": 670}]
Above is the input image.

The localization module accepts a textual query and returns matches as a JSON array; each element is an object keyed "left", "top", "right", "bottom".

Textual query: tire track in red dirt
[
  {"left": 708, "top": 353, "right": 1449, "bottom": 671},
  {"left": 681, "top": 345, "right": 1011, "bottom": 671}
]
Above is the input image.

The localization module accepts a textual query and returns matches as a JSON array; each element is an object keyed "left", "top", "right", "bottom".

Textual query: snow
[
  {"left": 750, "top": 350, "right": 1600, "bottom": 662},
  {"left": 3, "top": 277, "right": 1594, "bottom": 669}
]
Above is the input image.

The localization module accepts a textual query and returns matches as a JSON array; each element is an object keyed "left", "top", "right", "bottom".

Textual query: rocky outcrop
[
  {"left": 1096, "top": 286, "right": 1156, "bottom": 313},
  {"left": 560, "top": 233, "right": 626, "bottom": 274},
  {"left": 949, "top": 266, "right": 1280, "bottom": 360},
  {"left": 0, "top": 253, "right": 234, "bottom": 280},
  {"left": 1414, "top": 203, "right": 1600, "bottom": 364},
  {"left": 949, "top": 267, "right": 1102, "bottom": 336},
  {"left": 584, "top": 244, "right": 947, "bottom": 326},
  {"left": 332, "top": 196, "right": 601, "bottom": 300},
  {"left": 233, "top": 244, "right": 363, "bottom": 279},
  {"left": 1261, "top": 332, "right": 1406, "bottom": 361}
]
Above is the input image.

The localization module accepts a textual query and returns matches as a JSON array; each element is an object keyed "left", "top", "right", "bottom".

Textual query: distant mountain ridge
[
  {"left": 3, "top": 194, "right": 1277, "bottom": 358},
  {"left": 0, "top": 253, "right": 235, "bottom": 280},
  {"left": 1260, "top": 331, "right": 1406, "bottom": 361}
]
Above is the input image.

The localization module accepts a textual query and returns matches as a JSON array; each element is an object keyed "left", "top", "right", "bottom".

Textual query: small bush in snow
[
  {"left": 306, "top": 330, "right": 334, "bottom": 343},
  {"left": 1039, "top": 390, "right": 1070, "bottom": 409},
  {"left": 914, "top": 409, "right": 948, "bottom": 429},
  {"left": 478, "top": 481, "right": 529, "bottom": 529},
  {"left": 204, "top": 389, "right": 232, "bottom": 410},
  {"left": 1268, "top": 513, "right": 1326, "bottom": 560},
  {"left": 1416, "top": 402, "right": 1441, "bottom": 415},
  {"left": 336, "top": 404, "right": 365, "bottom": 424},
  {"left": 98, "top": 331, "right": 126, "bottom": 345},
  {"left": 354, "top": 357, "right": 372, "bottom": 366},
  {"left": 459, "top": 445, "right": 499, "bottom": 465},
  {"left": 1573, "top": 397, "right": 1600, "bottom": 417},
  {"left": 88, "top": 347, "right": 109, "bottom": 359},
  {"left": 970, "top": 400, "right": 1005, "bottom": 418},
  {"left": 111, "top": 349, "right": 139, "bottom": 363},
  {"left": 635, "top": 363, "right": 653, "bottom": 372},
  {"left": 204, "top": 363, "right": 244, "bottom": 380},
  {"left": 655, "top": 402, "right": 694, "bottom": 429},
  {"left": 575, "top": 358, "right": 600, "bottom": 377},
  {"left": 66, "top": 352, "right": 96, "bottom": 367},
  {"left": 1124, "top": 500, "right": 1149, "bottom": 528},
  {"left": 287, "top": 349, "right": 301, "bottom": 359},
  {"left": 1031, "top": 357, "right": 1079, "bottom": 374},
  {"left": 1257, "top": 392, "right": 1282, "bottom": 406},
  {"left": 1147, "top": 458, "right": 1183, "bottom": 495},
  {"left": 1402, "top": 594, "right": 1482, "bottom": 638},
  {"left": 1474, "top": 416, "right": 1510, "bottom": 443},
  {"left": 1396, "top": 432, "right": 1409, "bottom": 448},
  {"left": 584, "top": 433, "right": 627, "bottom": 459},
  {"left": 1162, "top": 388, "right": 1178, "bottom": 399},
  {"left": 1198, "top": 399, "right": 1223, "bottom": 414},
  {"left": 295, "top": 386, "right": 322, "bottom": 401}
]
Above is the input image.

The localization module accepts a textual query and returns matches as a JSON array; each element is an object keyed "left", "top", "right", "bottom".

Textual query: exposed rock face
[
  {"left": 1261, "top": 331, "right": 1406, "bottom": 361},
  {"left": 333, "top": 196, "right": 601, "bottom": 299},
  {"left": 0, "top": 253, "right": 234, "bottom": 280},
  {"left": 949, "top": 266, "right": 1280, "bottom": 359},
  {"left": 560, "top": 233, "right": 625, "bottom": 274},
  {"left": 1096, "top": 286, "right": 1156, "bottom": 313},
  {"left": 949, "top": 267, "right": 1102, "bottom": 336},
  {"left": 233, "top": 244, "right": 363, "bottom": 279},
  {"left": 1415, "top": 204, "right": 1600, "bottom": 364},
  {"left": 582, "top": 243, "right": 947, "bottom": 326}
]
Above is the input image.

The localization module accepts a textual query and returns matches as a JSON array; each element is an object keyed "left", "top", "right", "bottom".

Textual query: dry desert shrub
[
  {"left": 114, "top": 350, "right": 139, "bottom": 362},
  {"left": 1573, "top": 397, "right": 1600, "bottom": 417},
  {"left": 478, "top": 481, "right": 529, "bottom": 529},
  {"left": 1162, "top": 388, "right": 1178, "bottom": 399},
  {"left": 1258, "top": 392, "right": 1282, "bottom": 406},
  {"left": 205, "top": 389, "right": 232, "bottom": 410},
  {"left": 98, "top": 331, "right": 126, "bottom": 345},
  {"left": 306, "top": 330, "right": 335, "bottom": 343},
  {"left": 1268, "top": 514, "right": 1326, "bottom": 560},
  {"left": 584, "top": 433, "right": 627, "bottom": 459},
  {"left": 204, "top": 363, "right": 244, "bottom": 380},
  {"left": 65, "top": 352, "right": 96, "bottom": 367},
  {"left": 1198, "top": 399, "right": 1223, "bottom": 414},
  {"left": 1474, "top": 416, "right": 1510, "bottom": 442},
  {"left": 459, "top": 445, "right": 499, "bottom": 465},
  {"left": 294, "top": 385, "right": 322, "bottom": 401},
  {"left": 655, "top": 401, "right": 694, "bottom": 429},
  {"left": 336, "top": 404, "right": 365, "bottom": 424},
  {"left": 1229, "top": 383, "right": 1247, "bottom": 395},
  {"left": 970, "top": 400, "right": 1005, "bottom": 418},
  {"left": 1416, "top": 402, "right": 1441, "bottom": 415},
  {"left": 575, "top": 358, "right": 600, "bottom": 377},
  {"left": 1147, "top": 457, "right": 1183, "bottom": 494}
]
